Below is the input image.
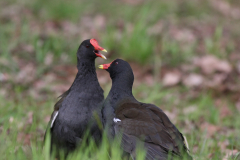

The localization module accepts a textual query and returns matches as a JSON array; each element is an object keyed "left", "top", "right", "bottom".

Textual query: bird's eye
[
  {"left": 86, "top": 45, "right": 90, "bottom": 48},
  {"left": 115, "top": 62, "right": 118, "bottom": 65}
]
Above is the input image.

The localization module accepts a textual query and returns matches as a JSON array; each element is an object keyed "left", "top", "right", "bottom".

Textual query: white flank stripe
[
  {"left": 183, "top": 135, "right": 190, "bottom": 152},
  {"left": 50, "top": 111, "right": 59, "bottom": 128},
  {"left": 113, "top": 118, "right": 121, "bottom": 123}
]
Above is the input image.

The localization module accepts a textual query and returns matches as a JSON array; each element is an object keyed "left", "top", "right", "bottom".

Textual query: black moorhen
[
  {"left": 99, "top": 59, "right": 192, "bottom": 160},
  {"left": 45, "top": 39, "right": 107, "bottom": 156}
]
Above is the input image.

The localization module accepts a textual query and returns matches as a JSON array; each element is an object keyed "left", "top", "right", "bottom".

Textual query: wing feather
[{"left": 114, "top": 102, "right": 191, "bottom": 159}]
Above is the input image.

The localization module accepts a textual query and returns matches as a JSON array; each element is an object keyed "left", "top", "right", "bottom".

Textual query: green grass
[
  {"left": 2, "top": 0, "right": 238, "bottom": 66},
  {"left": 1, "top": 84, "right": 240, "bottom": 159}
]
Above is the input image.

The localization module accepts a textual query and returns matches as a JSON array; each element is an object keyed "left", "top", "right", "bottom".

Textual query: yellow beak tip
[
  {"left": 102, "top": 55, "right": 107, "bottom": 60},
  {"left": 98, "top": 65, "right": 104, "bottom": 69},
  {"left": 102, "top": 49, "right": 107, "bottom": 52}
]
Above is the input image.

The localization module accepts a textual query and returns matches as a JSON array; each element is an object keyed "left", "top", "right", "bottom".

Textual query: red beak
[
  {"left": 98, "top": 61, "right": 113, "bottom": 69},
  {"left": 90, "top": 39, "right": 107, "bottom": 59}
]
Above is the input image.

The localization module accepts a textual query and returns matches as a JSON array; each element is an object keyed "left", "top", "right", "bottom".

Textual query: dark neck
[
  {"left": 77, "top": 57, "right": 96, "bottom": 71},
  {"left": 105, "top": 74, "right": 136, "bottom": 109},
  {"left": 71, "top": 57, "right": 99, "bottom": 91}
]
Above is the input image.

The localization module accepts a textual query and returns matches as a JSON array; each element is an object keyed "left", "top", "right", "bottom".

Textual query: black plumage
[
  {"left": 100, "top": 59, "right": 192, "bottom": 160},
  {"left": 45, "top": 39, "right": 107, "bottom": 156}
]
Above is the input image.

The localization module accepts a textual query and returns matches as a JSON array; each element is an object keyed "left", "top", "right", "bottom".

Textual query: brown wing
[{"left": 115, "top": 102, "right": 190, "bottom": 158}]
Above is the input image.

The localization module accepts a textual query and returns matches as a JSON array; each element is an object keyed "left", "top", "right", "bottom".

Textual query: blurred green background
[{"left": 0, "top": 0, "right": 240, "bottom": 159}]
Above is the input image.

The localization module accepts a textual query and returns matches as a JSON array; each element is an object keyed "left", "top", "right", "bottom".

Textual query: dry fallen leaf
[
  {"left": 194, "top": 55, "right": 232, "bottom": 74},
  {"left": 147, "top": 20, "right": 163, "bottom": 36},
  {"left": 144, "top": 74, "right": 154, "bottom": 86},
  {"left": 200, "top": 122, "right": 219, "bottom": 137},
  {"left": 237, "top": 61, "right": 240, "bottom": 74},
  {"left": 162, "top": 71, "right": 181, "bottom": 87},
  {"left": 182, "top": 74, "right": 203, "bottom": 87},
  {"left": 205, "top": 73, "right": 228, "bottom": 88},
  {"left": 94, "top": 15, "right": 106, "bottom": 30},
  {"left": 223, "top": 149, "right": 240, "bottom": 160},
  {"left": 0, "top": 73, "right": 9, "bottom": 82},
  {"left": 218, "top": 140, "right": 229, "bottom": 152},
  {"left": 61, "top": 20, "right": 80, "bottom": 36},
  {"left": 9, "top": 116, "right": 14, "bottom": 123},
  {"left": 16, "top": 63, "right": 36, "bottom": 84},
  {"left": 21, "top": 44, "right": 34, "bottom": 53},
  {"left": 210, "top": 0, "right": 240, "bottom": 19},
  {"left": 27, "top": 111, "right": 33, "bottom": 125},
  {"left": 220, "top": 105, "right": 232, "bottom": 118},
  {"left": 183, "top": 105, "right": 197, "bottom": 115},
  {"left": 44, "top": 115, "right": 51, "bottom": 123},
  {"left": 0, "top": 57, "right": 10, "bottom": 66},
  {"left": 181, "top": 64, "right": 196, "bottom": 72},
  {"left": 235, "top": 101, "right": 240, "bottom": 113},
  {"left": 173, "top": 29, "right": 196, "bottom": 43},
  {"left": 215, "top": 99, "right": 232, "bottom": 118},
  {"left": 44, "top": 53, "right": 53, "bottom": 66},
  {"left": 17, "top": 133, "right": 31, "bottom": 145}
]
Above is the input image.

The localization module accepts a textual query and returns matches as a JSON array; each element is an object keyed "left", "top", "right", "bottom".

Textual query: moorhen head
[
  {"left": 77, "top": 38, "right": 107, "bottom": 60},
  {"left": 99, "top": 59, "right": 134, "bottom": 90}
]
